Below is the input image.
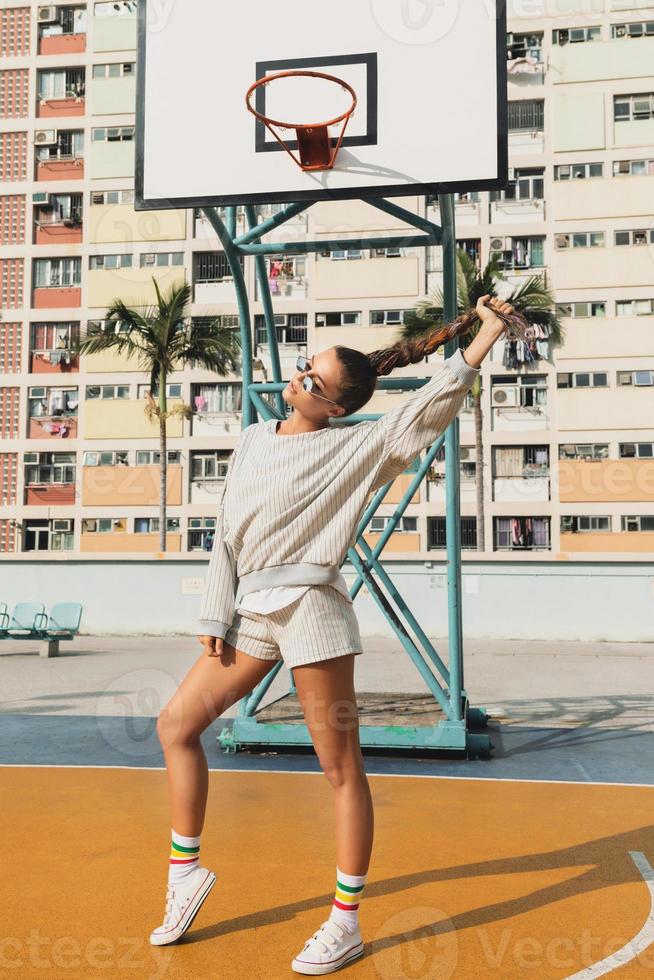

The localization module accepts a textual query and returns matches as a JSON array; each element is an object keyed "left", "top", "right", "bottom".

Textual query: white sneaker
[
  {"left": 149, "top": 867, "right": 216, "bottom": 946},
  {"left": 291, "top": 917, "right": 364, "bottom": 975}
]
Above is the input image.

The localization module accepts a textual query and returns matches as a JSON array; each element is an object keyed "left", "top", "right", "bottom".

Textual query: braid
[{"left": 366, "top": 303, "right": 530, "bottom": 377}]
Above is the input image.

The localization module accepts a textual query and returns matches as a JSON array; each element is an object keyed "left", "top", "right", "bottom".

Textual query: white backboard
[{"left": 135, "top": 0, "right": 508, "bottom": 209}]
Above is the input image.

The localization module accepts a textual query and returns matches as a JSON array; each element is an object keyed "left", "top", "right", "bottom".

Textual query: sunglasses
[{"left": 294, "top": 355, "right": 341, "bottom": 407}]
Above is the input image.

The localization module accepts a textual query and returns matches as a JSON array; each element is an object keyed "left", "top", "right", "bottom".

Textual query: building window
[
  {"left": 614, "top": 93, "right": 654, "bottom": 122},
  {"left": 494, "top": 517, "right": 550, "bottom": 550},
  {"left": 617, "top": 369, "right": 654, "bottom": 386},
  {"left": 555, "top": 232, "right": 604, "bottom": 249},
  {"left": 137, "top": 382, "right": 182, "bottom": 398},
  {"left": 33, "top": 257, "right": 81, "bottom": 287},
  {"left": 90, "top": 189, "right": 134, "bottom": 205},
  {"left": 24, "top": 452, "right": 76, "bottom": 485},
  {"left": 556, "top": 302, "right": 606, "bottom": 318},
  {"left": 492, "top": 168, "right": 544, "bottom": 200},
  {"left": 620, "top": 442, "right": 654, "bottom": 458},
  {"left": 552, "top": 26, "right": 601, "bottom": 44},
  {"left": 493, "top": 446, "right": 549, "bottom": 478},
  {"left": 559, "top": 443, "right": 609, "bottom": 460},
  {"left": 42, "top": 5, "right": 86, "bottom": 41},
  {"left": 508, "top": 99, "right": 544, "bottom": 131},
  {"left": 621, "top": 515, "right": 654, "bottom": 532},
  {"left": 428, "top": 516, "right": 477, "bottom": 550},
  {"left": 194, "top": 251, "right": 242, "bottom": 281},
  {"left": 315, "top": 312, "right": 361, "bottom": 327},
  {"left": 554, "top": 162, "right": 603, "bottom": 180},
  {"left": 490, "top": 236, "right": 544, "bottom": 269},
  {"left": 320, "top": 248, "right": 363, "bottom": 260},
  {"left": 611, "top": 22, "right": 654, "bottom": 39},
  {"left": 506, "top": 31, "right": 543, "bottom": 61},
  {"left": 190, "top": 450, "right": 232, "bottom": 481},
  {"left": 139, "top": 251, "right": 184, "bottom": 267},
  {"left": 91, "top": 126, "right": 135, "bottom": 142},
  {"left": 135, "top": 450, "right": 180, "bottom": 464},
  {"left": 36, "top": 129, "right": 84, "bottom": 161},
  {"left": 92, "top": 62, "right": 135, "bottom": 79},
  {"left": 613, "top": 158, "right": 654, "bottom": 176},
  {"left": 191, "top": 384, "right": 242, "bottom": 414},
  {"left": 616, "top": 298, "right": 654, "bottom": 316},
  {"left": 89, "top": 254, "right": 132, "bottom": 270},
  {"left": 83, "top": 450, "right": 129, "bottom": 465},
  {"left": 85, "top": 384, "right": 130, "bottom": 399},
  {"left": 370, "top": 310, "right": 410, "bottom": 326},
  {"left": 188, "top": 517, "right": 217, "bottom": 552},
  {"left": 614, "top": 229, "right": 654, "bottom": 246},
  {"left": 254, "top": 313, "right": 307, "bottom": 345},
  {"left": 557, "top": 372, "right": 608, "bottom": 388},
  {"left": 561, "top": 516, "right": 611, "bottom": 533},
  {"left": 368, "top": 516, "right": 418, "bottom": 533},
  {"left": 28, "top": 387, "right": 78, "bottom": 417},
  {"left": 134, "top": 517, "right": 180, "bottom": 533},
  {"left": 37, "top": 68, "right": 85, "bottom": 101}
]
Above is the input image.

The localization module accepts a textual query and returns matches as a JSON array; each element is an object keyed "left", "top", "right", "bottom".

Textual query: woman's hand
[
  {"left": 476, "top": 294, "right": 515, "bottom": 333},
  {"left": 197, "top": 634, "right": 223, "bottom": 657}
]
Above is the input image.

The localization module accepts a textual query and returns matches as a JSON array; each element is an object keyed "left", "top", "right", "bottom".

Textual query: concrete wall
[{"left": 1, "top": 559, "right": 652, "bottom": 642}]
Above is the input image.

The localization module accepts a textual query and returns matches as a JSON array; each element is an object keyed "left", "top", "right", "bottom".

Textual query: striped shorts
[{"left": 223, "top": 584, "right": 364, "bottom": 669}]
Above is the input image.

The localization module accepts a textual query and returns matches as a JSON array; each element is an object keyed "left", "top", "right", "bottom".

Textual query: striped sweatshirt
[{"left": 197, "top": 346, "right": 480, "bottom": 638}]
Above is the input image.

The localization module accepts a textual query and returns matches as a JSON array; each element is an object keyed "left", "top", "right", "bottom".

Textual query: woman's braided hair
[{"left": 333, "top": 301, "right": 530, "bottom": 418}]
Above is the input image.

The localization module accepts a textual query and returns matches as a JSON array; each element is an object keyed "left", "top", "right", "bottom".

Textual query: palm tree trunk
[
  {"left": 158, "top": 382, "right": 167, "bottom": 553},
  {"left": 473, "top": 390, "right": 485, "bottom": 552}
]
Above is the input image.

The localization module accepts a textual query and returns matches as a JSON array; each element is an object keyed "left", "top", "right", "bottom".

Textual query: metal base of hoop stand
[{"left": 202, "top": 195, "right": 492, "bottom": 760}]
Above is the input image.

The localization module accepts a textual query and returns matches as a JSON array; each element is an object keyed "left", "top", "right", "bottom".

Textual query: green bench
[{"left": 0, "top": 602, "right": 83, "bottom": 657}]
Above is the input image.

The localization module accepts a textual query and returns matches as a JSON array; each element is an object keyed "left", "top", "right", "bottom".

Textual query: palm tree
[
  {"left": 72, "top": 278, "right": 241, "bottom": 552},
  {"left": 403, "top": 249, "right": 564, "bottom": 552}
]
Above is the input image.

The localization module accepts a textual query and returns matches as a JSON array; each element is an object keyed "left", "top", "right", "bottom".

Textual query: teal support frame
[{"left": 202, "top": 197, "right": 491, "bottom": 759}]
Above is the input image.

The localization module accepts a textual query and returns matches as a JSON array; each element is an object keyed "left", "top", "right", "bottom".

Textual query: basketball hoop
[{"left": 245, "top": 70, "right": 357, "bottom": 172}]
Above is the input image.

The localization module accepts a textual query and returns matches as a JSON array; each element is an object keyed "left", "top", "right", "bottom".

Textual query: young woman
[{"left": 151, "top": 295, "right": 523, "bottom": 974}]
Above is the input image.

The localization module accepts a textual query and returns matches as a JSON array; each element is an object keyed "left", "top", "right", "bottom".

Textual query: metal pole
[{"left": 440, "top": 193, "right": 465, "bottom": 722}]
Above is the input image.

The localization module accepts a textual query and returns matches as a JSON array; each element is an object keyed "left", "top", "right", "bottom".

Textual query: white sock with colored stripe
[
  {"left": 329, "top": 866, "right": 367, "bottom": 933},
  {"left": 168, "top": 830, "right": 201, "bottom": 886}
]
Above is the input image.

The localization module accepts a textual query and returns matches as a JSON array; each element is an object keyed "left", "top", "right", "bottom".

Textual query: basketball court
[{"left": 6, "top": 0, "right": 653, "bottom": 977}]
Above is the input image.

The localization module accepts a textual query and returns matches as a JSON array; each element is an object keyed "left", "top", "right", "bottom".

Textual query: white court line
[
  {"left": 1, "top": 763, "right": 654, "bottom": 789},
  {"left": 564, "top": 852, "right": 654, "bottom": 979}
]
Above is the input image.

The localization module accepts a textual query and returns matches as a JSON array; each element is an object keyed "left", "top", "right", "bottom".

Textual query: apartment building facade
[{"left": 0, "top": 0, "right": 653, "bottom": 561}]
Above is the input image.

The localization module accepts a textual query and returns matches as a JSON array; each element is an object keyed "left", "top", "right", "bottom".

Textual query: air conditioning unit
[
  {"left": 83, "top": 519, "right": 98, "bottom": 532},
  {"left": 490, "top": 236, "right": 509, "bottom": 252},
  {"left": 35, "top": 129, "right": 57, "bottom": 145},
  {"left": 52, "top": 519, "right": 72, "bottom": 531},
  {"left": 460, "top": 448, "right": 471, "bottom": 460},
  {"left": 492, "top": 386, "right": 519, "bottom": 407},
  {"left": 555, "top": 234, "right": 570, "bottom": 249},
  {"left": 38, "top": 5, "right": 58, "bottom": 23},
  {"left": 32, "top": 191, "right": 51, "bottom": 205}
]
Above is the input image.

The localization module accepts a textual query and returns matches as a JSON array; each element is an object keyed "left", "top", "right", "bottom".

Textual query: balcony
[
  {"left": 494, "top": 516, "right": 551, "bottom": 551},
  {"left": 81, "top": 464, "right": 182, "bottom": 506},
  {"left": 508, "top": 129, "right": 544, "bottom": 155},
  {"left": 491, "top": 381, "right": 548, "bottom": 433},
  {"left": 37, "top": 72, "right": 86, "bottom": 118},
  {"left": 33, "top": 196, "right": 83, "bottom": 245},
  {"left": 30, "top": 347, "right": 78, "bottom": 374},
  {"left": 24, "top": 452, "right": 76, "bottom": 504},
  {"left": 490, "top": 198, "right": 545, "bottom": 225},
  {"left": 38, "top": 5, "right": 87, "bottom": 55},
  {"left": 32, "top": 285, "right": 81, "bottom": 309},
  {"left": 28, "top": 386, "right": 78, "bottom": 439}
]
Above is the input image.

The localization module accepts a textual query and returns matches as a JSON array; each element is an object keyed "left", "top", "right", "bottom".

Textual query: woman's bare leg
[
  {"left": 156, "top": 644, "right": 278, "bottom": 836},
  {"left": 292, "top": 655, "right": 373, "bottom": 875}
]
